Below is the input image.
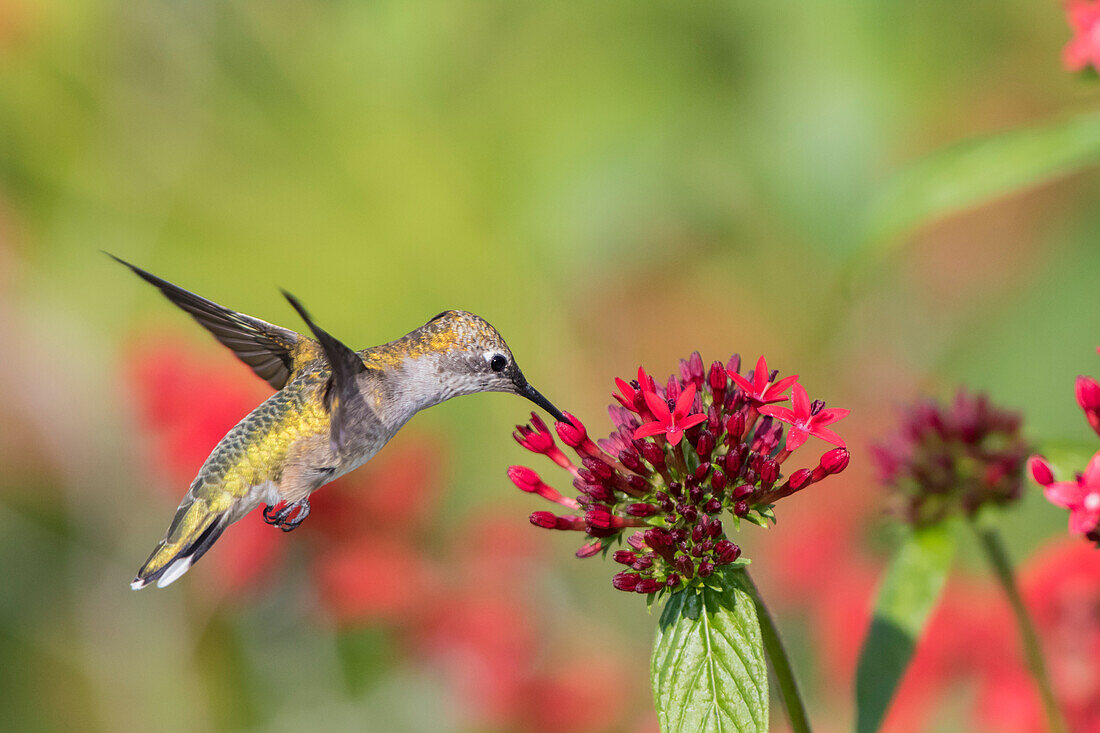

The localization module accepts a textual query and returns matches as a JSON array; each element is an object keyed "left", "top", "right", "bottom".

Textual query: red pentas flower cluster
[
  {"left": 510, "top": 353, "right": 851, "bottom": 595},
  {"left": 872, "top": 390, "right": 1030, "bottom": 527},
  {"left": 1029, "top": 355, "right": 1100, "bottom": 543}
]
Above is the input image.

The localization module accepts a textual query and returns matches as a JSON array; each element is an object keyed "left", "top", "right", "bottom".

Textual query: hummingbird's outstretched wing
[
  {"left": 109, "top": 254, "right": 304, "bottom": 390},
  {"left": 281, "top": 291, "right": 376, "bottom": 456}
]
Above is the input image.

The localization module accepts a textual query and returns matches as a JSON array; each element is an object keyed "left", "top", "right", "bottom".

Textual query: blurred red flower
[
  {"left": 1064, "top": 1, "right": 1100, "bottom": 73},
  {"left": 1013, "top": 540, "right": 1100, "bottom": 732}
]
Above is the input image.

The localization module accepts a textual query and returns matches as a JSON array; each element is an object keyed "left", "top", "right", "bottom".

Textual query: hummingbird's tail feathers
[
  {"left": 107, "top": 252, "right": 306, "bottom": 390},
  {"left": 281, "top": 291, "right": 378, "bottom": 456},
  {"left": 130, "top": 499, "right": 231, "bottom": 590}
]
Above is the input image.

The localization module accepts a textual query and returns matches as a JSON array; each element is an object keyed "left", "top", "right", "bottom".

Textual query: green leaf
[
  {"left": 855, "top": 523, "right": 956, "bottom": 733},
  {"left": 863, "top": 110, "right": 1100, "bottom": 255},
  {"left": 651, "top": 568, "right": 768, "bottom": 733}
]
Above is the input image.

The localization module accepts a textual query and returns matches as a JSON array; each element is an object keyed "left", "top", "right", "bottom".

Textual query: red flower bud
[
  {"left": 613, "top": 550, "right": 636, "bottom": 565},
  {"left": 820, "top": 448, "right": 851, "bottom": 475},
  {"left": 695, "top": 430, "right": 716, "bottom": 458},
  {"left": 714, "top": 540, "right": 741, "bottom": 564},
  {"left": 618, "top": 449, "right": 645, "bottom": 474},
  {"left": 530, "top": 511, "right": 584, "bottom": 530},
  {"left": 582, "top": 456, "right": 614, "bottom": 481},
  {"left": 575, "top": 541, "right": 603, "bottom": 558},
  {"left": 1076, "top": 375, "right": 1100, "bottom": 411},
  {"left": 626, "top": 502, "right": 658, "bottom": 517},
  {"left": 636, "top": 577, "right": 663, "bottom": 594},
  {"left": 788, "top": 468, "right": 813, "bottom": 491},
  {"left": 585, "top": 505, "right": 616, "bottom": 530},
  {"left": 726, "top": 413, "right": 745, "bottom": 442},
  {"left": 1027, "top": 455, "right": 1054, "bottom": 487},
  {"left": 708, "top": 360, "right": 727, "bottom": 392},
  {"left": 639, "top": 441, "right": 666, "bottom": 468},
  {"left": 613, "top": 572, "right": 640, "bottom": 591},
  {"left": 644, "top": 528, "right": 676, "bottom": 561},
  {"left": 508, "top": 465, "right": 543, "bottom": 492},
  {"left": 556, "top": 412, "right": 588, "bottom": 448},
  {"left": 759, "top": 458, "right": 780, "bottom": 490}
]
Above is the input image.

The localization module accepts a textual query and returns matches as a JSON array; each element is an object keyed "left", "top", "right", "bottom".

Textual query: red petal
[
  {"left": 1084, "top": 451, "right": 1100, "bottom": 487},
  {"left": 752, "top": 355, "right": 769, "bottom": 392},
  {"left": 784, "top": 427, "right": 809, "bottom": 451},
  {"left": 674, "top": 383, "right": 697, "bottom": 419},
  {"left": 762, "top": 374, "right": 799, "bottom": 402},
  {"left": 643, "top": 389, "right": 671, "bottom": 420},
  {"left": 790, "top": 383, "right": 810, "bottom": 417},
  {"left": 666, "top": 428, "right": 684, "bottom": 445},
  {"left": 810, "top": 426, "right": 846, "bottom": 448},
  {"left": 680, "top": 413, "right": 708, "bottom": 430},
  {"left": 1045, "top": 481, "right": 1088, "bottom": 509},
  {"left": 759, "top": 405, "right": 796, "bottom": 423},
  {"left": 727, "top": 370, "right": 755, "bottom": 394},
  {"left": 1069, "top": 505, "right": 1100, "bottom": 535},
  {"left": 812, "top": 407, "right": 850, "bottom": 426},
  {"left": 633, "top": 421, "right": 667, "bottom": 440}
]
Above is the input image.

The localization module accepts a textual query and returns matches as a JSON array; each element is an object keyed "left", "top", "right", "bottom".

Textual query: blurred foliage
[{"left": 2, "top": 1, "right": 1100, "bottom": 731}]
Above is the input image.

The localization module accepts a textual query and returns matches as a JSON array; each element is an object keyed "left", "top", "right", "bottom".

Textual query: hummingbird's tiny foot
[
  {"left": 279, "top": 499, "right": 311, "bottom": 532},
  {"left": 262, "top": 499, "right": 310, "bottom": 530},
  {"left": 262, "top": 502, "right": 285, "bottom": 525}
]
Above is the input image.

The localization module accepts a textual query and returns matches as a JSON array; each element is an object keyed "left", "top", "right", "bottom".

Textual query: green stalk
[
  {"left": 972, "top": 521, "right": 1066, "bottom": 733},
  {"left": 742, "top": 570, "right": 812, "bottom": 733}
]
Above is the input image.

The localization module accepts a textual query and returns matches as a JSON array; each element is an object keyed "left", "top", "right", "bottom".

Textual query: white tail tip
[{"left": 155, "top": 557, "right": 194, "bottom": 588}]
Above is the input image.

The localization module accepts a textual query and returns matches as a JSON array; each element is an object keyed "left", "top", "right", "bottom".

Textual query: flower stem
[
  {"left": 972, "top": 521, "right": 1066, "bottom": 733},
  {"left": 741, "top": 569, "right": 812, "bottom": 733}
]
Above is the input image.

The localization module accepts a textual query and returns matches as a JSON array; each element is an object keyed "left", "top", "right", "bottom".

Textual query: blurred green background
[{"left": 2, "top": 1, "right": 1100, "bottom": 731}]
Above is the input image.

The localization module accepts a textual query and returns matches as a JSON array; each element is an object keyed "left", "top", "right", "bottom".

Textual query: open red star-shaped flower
[
  {"left": 1031, "top": 452, "right": 1100, "bottom": 535},
  {"left": 759, "top": 383, "right": 848, "bottom": 451},
  {"left": 727, "top": 355, "right": 798, "bottom": 406},
  {"left": 632, "top": 382, "right": 707, "bottom": 445},
  {"left": 614, "top": 367, "right": 656, "bottom": 414}
]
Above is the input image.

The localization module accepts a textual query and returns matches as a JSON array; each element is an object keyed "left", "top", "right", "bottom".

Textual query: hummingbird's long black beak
[{"left": 520, "top": 382, "right": 567, "bottom": 423}]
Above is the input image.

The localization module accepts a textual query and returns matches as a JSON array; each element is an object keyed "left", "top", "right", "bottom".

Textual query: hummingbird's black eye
[{"left": 490, "top": 354, "right": 507, "bottom": 372}]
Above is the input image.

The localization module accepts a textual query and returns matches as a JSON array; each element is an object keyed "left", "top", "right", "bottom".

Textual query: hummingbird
[{"left": 110, "top": 255, "right": 567, "bottom": 590}]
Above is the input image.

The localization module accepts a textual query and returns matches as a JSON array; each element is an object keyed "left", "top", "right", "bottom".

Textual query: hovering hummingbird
[{"left": 111, "top": 255, "right": 567, "bottom": 590}]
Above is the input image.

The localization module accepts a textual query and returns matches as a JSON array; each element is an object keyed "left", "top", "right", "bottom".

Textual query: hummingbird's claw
[{"left": 262, "top": 499, "right": 311, "bottom": 531}]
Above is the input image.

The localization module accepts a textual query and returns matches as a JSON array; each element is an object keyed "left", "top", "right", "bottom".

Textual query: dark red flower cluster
[
  {"left": 872, "top": 390, "right": 1030, "bottom": 527},
  {"left": 511, "top": 353, "right": 850, "bottom": 595},
  {"left": 1029, "top": 354, "right": 1100, "bottom": 542}
]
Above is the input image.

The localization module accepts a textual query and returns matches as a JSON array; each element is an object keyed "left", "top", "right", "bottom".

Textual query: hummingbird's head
[{"left": 418, "top": 310, "right": 567, "bottom": 422}]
